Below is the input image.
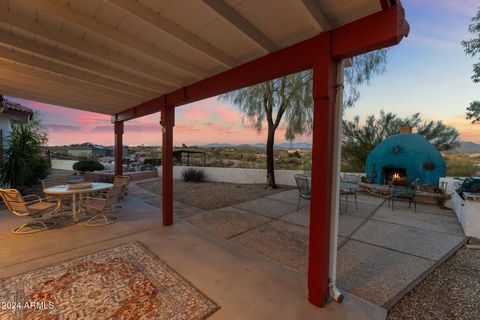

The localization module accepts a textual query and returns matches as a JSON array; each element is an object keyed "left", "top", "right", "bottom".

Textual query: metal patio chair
[
  {"left": 388, "top": 180, "right": 418, "bottom": 213},
  {"left": 113, "top": 175, "right": 130, "bottom": 199},
  {"left": 340, "top": 174, "right": 359, "bottom": 213},
  {"left": 81, "top": 183, "right": 125, "bottom": 227},
  {"left": 0, "top": 189, "right": 60, "bottom": 234},
  {"left": 294, "top": 174, "right": 311, "bottom": 211}
]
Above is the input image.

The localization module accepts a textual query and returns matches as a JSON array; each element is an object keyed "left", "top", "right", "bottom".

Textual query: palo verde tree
[
  {"left": 221, "top": 50, "right": 388, "bottom": 188},
  {"left": 461, "top": 6, "right": 480, "bottom": 123},
  {"left": 342, "top": 111, "right": 460, "bottom": 172}
]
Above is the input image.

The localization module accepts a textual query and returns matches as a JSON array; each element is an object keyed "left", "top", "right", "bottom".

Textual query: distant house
[
  {"left": 0, "top": 96, "right": 33, "bottom": 165},
  {"left": 67, "top": 145, "right": 129, "bottom": 158}
]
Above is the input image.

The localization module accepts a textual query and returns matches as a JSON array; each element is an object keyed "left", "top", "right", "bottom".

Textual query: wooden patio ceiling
[{"left": 0, "top": 0, "right": 388, "bottom": 115}]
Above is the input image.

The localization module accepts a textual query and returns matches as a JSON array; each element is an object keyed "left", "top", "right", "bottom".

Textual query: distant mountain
[
  {"left": 454, "top": 141, "right": 480, "bottom": 153},
  {"left": 198, "top": 142, "right": 312, "bottom": 149}
]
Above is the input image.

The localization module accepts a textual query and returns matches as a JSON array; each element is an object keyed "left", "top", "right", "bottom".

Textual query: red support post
[
  {"left": 161, "top": 106, "right": 174, "bottom": 226},
  {"left": 114, "top": 121, "right": 124, "bottom": 176},
  {"left": 308, "top": 34, "right": 338, "bottom": 307}
]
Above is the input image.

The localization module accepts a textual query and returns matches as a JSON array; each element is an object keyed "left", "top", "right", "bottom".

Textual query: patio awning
[{"left": 0, "top": 0, "right": 404, "bottom": 116}]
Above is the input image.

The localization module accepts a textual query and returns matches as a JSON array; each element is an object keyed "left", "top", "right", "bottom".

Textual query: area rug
[{"left": 0, "top": 242, "right": 219, "bottom": 320}]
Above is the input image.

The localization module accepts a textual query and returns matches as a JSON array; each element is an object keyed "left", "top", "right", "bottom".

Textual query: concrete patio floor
[
  {"left": 0, "top": 183, "right": 386, "bottom": 320},
  {"left": 183, "top": 188, "right": 466, "bottom": 308}
]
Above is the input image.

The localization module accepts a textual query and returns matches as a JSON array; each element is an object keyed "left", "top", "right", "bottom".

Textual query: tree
[
  {"left": 461, "top": 7, "right": 480, "bottom": 123},
  {"left": 342, "top": 111, "right": 460, "bottom": 172},
  {"left": 0, "top": 114, "right": 49, "bottom": 190},
  {"left": 221, "top": 50, "right": 388, "bottom": 188}
]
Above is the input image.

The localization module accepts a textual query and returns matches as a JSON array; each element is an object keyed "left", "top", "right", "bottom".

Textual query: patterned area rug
[{"left": 0, "top": 242, "right": 219, "bottom": 319}]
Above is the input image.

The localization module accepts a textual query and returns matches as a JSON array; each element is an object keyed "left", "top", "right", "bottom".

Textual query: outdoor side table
[{"left": 44, "top": 182, "right": 113, "bottom": 222}]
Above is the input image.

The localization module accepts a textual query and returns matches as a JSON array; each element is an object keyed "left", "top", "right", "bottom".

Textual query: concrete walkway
[
  {"left": 183, "top": 189, "right": 466, "bottom": 308},
  {"left": 0, "top": 183, "right": 385, "bottom": 320}
]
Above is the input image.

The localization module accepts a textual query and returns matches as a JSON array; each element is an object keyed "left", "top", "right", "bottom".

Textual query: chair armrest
[{"left": 23, "top": 194, "right": 41, "bottom": 201}]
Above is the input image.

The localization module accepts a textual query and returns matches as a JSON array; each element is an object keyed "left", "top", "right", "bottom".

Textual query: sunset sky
[{"left": 5, "top": 0, "right": 480, "bottom": 146}]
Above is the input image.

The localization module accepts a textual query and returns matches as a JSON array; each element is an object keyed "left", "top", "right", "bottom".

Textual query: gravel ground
[
  {"left": 138, "top": 179, "right": 292, "bottom": 211},
  {"left": 388, "top": 246, "right": 480, "bottom": 320}
]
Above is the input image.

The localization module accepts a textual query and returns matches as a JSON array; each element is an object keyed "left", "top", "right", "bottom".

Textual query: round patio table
[{"left": 44, "top": 182, "right": 113, "bottom": 222}]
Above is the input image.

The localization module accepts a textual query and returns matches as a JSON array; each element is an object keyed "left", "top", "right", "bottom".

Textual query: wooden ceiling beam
[
  {"left": 23, "top": 0, "right": 208, "bottom": 78},
  {"left": 0, "top": 58, "right": 141, "bottom": 104},
  {"left": 108, "top": 0, "right": 239, "bottom": 68},
  {"left": 300, "top": 0, "right": 331, "bottom": 31},
  {"left": 0, "top": 31, "right": 167, "bottom": 94},
  {"left": 0, "top": 45, "right": 155, "bottom": 99},
  {"left": 0, "top": 68, "right": 135, "bottom": 107},
  {"left": 0, "top": 74, "right": 126, "bottom": 111},
  {"left": 0, "top": 9, "right": 183, "bottom": 88},
  {"left": 0, "top": 83, "right": 119, "bottom": 115},
  {"left": 202, "top": 0, "right": 279, "bottom": 53}
]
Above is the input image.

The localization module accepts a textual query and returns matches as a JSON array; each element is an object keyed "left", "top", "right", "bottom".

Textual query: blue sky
[{"left": 344, "top": 0, "right": 479, "bottom": 142}]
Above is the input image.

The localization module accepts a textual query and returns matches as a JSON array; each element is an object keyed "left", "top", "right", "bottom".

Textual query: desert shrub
[
  {"left": 0, "top": 120, "right": 49, "bottom": 190},
  {"left": 182, "top": 168, "right": 205, "bottom": 182},
  {"left": 73, "top": 159, "right": 104, "bottom": 172}
]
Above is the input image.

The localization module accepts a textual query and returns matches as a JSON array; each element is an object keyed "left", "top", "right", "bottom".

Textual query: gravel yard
[
  {"left": 388, "top": 246, "right": 480, "bottom": 320},
  {"left": 138, "top": 179, "right": 292, "bottom": 211}
]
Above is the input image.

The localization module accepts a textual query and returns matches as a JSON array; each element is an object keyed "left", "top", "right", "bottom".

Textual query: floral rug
[{"left": 0, "top": 242, "right": 219, "bottom": 319}]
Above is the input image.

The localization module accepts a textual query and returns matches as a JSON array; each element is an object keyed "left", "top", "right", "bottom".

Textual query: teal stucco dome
[{"left": 365, "top": 133, "right": 446, "bottom": 186}]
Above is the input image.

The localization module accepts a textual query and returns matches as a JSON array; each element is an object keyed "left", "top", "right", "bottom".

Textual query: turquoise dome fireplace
[{"left": 365, "top": 133, "right": 446, "bottom": 186}]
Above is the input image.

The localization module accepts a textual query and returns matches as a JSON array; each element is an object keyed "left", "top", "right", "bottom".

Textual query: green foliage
[
  {"left": 0, "top": 116, "right": 49, "bottom": 190},
  {"left": 73, "top": 159, "right": 104, "bottom": 172},
  {"left": 462, "top": 7, "right": 480, "bottom": 122},
  {"left": 182, "top": 168, "right": 205, "bottom": 182},
  {"left": 342, "top": 111, "right": 460, "bottom": 172},
  {"left": 466, "top": 101, "right": 480, "bottom": 123}
]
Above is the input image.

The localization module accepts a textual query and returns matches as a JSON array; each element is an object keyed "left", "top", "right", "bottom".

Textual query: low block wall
[
  {"left": 157, "top": 166, "right": 304, "bottom": 186},
  {"left": 84, "top": 170, "right": 158, "bottom": 182},
  {"left": 51, "top": 159, "right": 77, "bottom": 171}
]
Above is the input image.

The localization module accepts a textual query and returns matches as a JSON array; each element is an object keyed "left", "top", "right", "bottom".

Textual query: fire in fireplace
[{"left": 384, "top": 167, "right": 407, "bottom": 185}]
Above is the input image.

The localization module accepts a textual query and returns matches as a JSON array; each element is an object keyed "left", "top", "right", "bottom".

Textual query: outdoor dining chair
[
  {"left": 388, "top": 179, "right": 418, "bottom": 213},
  {"left": 294, "top": 174, "right": 311, "bottom": 211},
  {"left": 42, "top": 176, "right": 71, "bottom": 210},
  {"left": 80, "top": 183, "right": 125, "bottom": 227},
  {"left": 340, "top": 173, "right": 359, "bottom": 213},
  {"left": 0, "top": 189, "right": 60, "bottom": 234},
  {"left": 113, "top": 175, "right": 130, "bottom": 199}
]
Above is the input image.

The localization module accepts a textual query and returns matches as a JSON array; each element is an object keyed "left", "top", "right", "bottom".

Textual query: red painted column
[
  {"left": 114, "top": 121, "right": 124, "bottom": 176},
  {"left": 308, "top": 33, "right": 338, "bottom": 307},
  {"left": 161, "top": 106, "right": 174, "bottom": 226}
]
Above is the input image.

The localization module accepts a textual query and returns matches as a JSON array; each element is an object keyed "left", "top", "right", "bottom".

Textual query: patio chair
[
  {"left": 42, "top": 176, "right": 71, "bottom": 210},
  {"left": 388, "top": 180, "right": 418, "bottom": 213},
  {"left": 80, "top": 183, "right": 125, "bottom": 227},
  {"left": 294, "top": 174, "right": 311, "bottom": 211},
  {"left": 0, "top": 189, "right": 60, "bottom": 234},
  {"left": 114, "top": 175, "right": 130, "bottom": 199},
  {"left": 340, "top": 174, "right": 359, "bottom": 213}
]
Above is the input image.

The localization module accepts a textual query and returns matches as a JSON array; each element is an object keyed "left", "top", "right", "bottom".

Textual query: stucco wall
[
  {"left": 51, "top": 159, "right": 77, "bottom": 171},
  {"left": 158, "top": 166, "right": 305, "bottom": 186},
  {"left": 453, "top": 192, "right": 480, "bottom": 238}
]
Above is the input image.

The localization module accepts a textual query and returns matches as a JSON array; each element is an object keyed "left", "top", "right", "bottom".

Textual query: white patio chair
[
  {"left": 0, "top": 189, "right": 60, "bottom": 234},
  {"left": 80, "top": 183, "right": 125, "bottom": 227}
]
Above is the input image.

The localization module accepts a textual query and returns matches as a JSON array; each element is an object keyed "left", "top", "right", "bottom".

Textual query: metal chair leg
[
  {"left": 354, "top": 193, "right": 358, "bottom": 209},
  {"left": 12, "top": 219, "right": 56, "bottom": 234},
  {"left": 297, "top": 196, "right": 300, "bottom": 211}
]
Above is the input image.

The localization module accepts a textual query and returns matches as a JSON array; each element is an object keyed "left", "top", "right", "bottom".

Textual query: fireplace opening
[{"left": 383, "top": 167, "right": 407, "bottom": 185}]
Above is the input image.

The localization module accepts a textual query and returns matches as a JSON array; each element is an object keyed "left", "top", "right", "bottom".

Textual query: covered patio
[{"left": 0, "top": 0, "right": 409, "bottom": 316}]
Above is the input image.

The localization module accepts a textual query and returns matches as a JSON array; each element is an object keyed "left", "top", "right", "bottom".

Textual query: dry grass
[
  {"left": 388, "top": 246, "right": 480, "bottom": 320},
  {"left": 138, "top": 179, "right": 292, "bottom": 211}
]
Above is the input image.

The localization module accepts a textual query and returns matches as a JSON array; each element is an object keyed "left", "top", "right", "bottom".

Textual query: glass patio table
[{"left": 44, "top": 182, "right": 113, "bottom": 222}]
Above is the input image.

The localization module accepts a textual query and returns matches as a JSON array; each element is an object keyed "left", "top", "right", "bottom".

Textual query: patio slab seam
[
  {"left": 338, "top": 198, "right": 386, "bottom": 250},
  {"left": 368, "top": 217, "right": 464, "bottom": 237}
]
